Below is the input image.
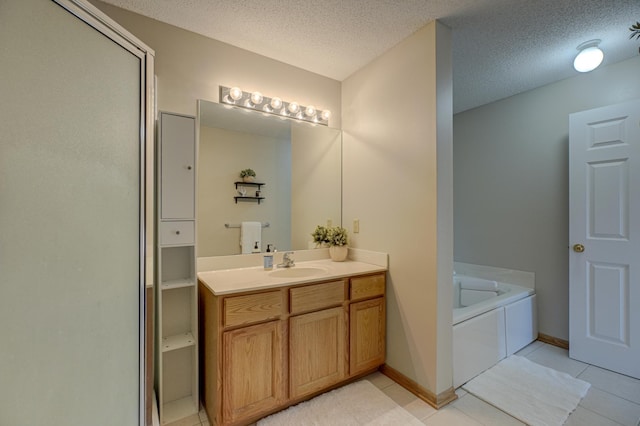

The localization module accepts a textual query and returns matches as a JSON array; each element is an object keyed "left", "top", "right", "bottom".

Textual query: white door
[{"left": 569, "top": 99, "right": 640, "bottom": 379}]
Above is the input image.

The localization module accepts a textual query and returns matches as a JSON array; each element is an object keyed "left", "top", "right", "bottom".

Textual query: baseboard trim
[
  {"left": 537, "top": 333, "right": 569, "bottom": 350},
  {"left": 380, "top": 364, "right": 457, "bottom": 409}
]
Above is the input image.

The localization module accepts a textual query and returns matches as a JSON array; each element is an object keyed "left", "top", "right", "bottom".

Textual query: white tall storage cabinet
[{"left": 156, "top": 112, "right": 198, "bottom": 424}]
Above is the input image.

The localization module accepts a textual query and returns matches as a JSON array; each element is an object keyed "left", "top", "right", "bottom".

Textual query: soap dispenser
[{"left": 264, "top": 244, "right": 274, "bottom": 270}]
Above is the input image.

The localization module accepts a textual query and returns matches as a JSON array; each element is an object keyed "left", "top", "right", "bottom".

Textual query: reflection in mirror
[{"left": 197, "top": 100, "right": 342, "bottom": 256}]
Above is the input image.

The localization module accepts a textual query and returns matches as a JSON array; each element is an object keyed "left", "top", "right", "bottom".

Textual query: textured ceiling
[{"left": 99, "top": 0, "right": 640, "bottom": 113}]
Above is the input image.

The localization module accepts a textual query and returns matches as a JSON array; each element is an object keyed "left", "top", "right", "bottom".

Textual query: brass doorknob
[{"left": 573, "top": 244, "right": 585, "bottom": 253}]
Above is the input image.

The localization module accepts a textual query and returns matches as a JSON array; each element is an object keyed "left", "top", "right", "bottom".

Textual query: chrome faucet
[{"left": 277, "top": 251, "right": 295, "bottom": 268}]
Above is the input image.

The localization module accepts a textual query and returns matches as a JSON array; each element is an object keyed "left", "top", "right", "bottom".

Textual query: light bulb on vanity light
[
  {"left": 305, "top": 105, "right": 316, "bottom": 117},
  {"left": 250, "top": 91, "right": 263, "bottom": 105},
  {"left": 229, "top": 86, "right": 243, "bottom": 101},
  {"left": 320, "top": 110, "right": 331, "bottom": 121},
  {"left": 288, "top": 102, "right": 300, "bottom": 114},
  {"left": 270, "top": 97, "right": 283, "bottom": 110}
]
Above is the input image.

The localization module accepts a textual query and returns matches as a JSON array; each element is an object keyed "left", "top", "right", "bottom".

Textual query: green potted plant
[
  {"left": 311, "top": 225, "right": 348, "bottom": 261},
  {"left": 240, "top": 168, "right": 256, "bottom": 183},
  {"left": 311, "top": 225, "right": 329, "bottom": 247},
  {"left": 326, "top": 226, "right": 348, "bottom": 247}
]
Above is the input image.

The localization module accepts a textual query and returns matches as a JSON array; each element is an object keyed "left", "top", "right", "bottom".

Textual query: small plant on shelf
[
  {"left": 240, "top": 168, "right": 256, "bottom": 182},
  {"left": 311, "top": 225, "right": 329, "bottom": 246}
]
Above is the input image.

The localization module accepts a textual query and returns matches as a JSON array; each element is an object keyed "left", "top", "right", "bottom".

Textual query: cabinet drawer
[
  {"left": 160, "top": 221, "right": 194, "bottom": 246},
  {"left": 224, "top": 291, "right": 283, "bottom": 328},
  {"left": 350, "top": 274, "right": 385, "bottom": 301},
  {"left": 290, "top": 280, "right": 346, "bottom": 315}
]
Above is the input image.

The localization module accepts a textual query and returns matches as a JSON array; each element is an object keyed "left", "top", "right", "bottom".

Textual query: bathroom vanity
[{"left": 198, "top": 260, "right": 387, "bottom": 426}]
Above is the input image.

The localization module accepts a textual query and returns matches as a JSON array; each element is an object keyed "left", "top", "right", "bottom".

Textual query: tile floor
[{"left": 174, "top": 341, "right": 640, "bottom": 426}]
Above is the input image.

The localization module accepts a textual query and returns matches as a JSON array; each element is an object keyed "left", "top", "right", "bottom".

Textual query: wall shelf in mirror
[
  {"left": 234, "top": 196, "right": 265, "bottom": 204},
  {"left": 234, "top": 181, "right": 265, "bottom": 189},
  {"left": 235, "top": 181, "right": 265, "bottom": 203}
]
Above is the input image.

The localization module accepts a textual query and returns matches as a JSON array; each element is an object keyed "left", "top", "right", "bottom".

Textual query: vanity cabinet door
[
  {"left": 350, "top": 297, "right": 385, "bottom": 375},
  {"left": 289, "top": 307, "right": 347, "bottom": 399},
  {"left": 222, "top": 320, "right": 286, "bottom": 424}
]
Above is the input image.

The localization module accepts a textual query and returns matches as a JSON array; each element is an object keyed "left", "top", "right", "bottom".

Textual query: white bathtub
[
  {"left": 453, "top": 275, "right": 537, "bottom": 388},
  {"left": 453, "top": 276, "right": 534, "bottom": 325}
]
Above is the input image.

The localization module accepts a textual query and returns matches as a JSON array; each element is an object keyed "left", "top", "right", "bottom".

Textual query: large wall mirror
[{"left": 197, "top": 99, "right": 342, "bottom": 257}]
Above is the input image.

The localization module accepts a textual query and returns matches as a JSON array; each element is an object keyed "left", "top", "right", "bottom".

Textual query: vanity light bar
[{"left": 219, "top": 86, "right": 331, "bottom": 126}]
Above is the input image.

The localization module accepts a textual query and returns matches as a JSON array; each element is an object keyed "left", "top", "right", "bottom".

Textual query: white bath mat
[
  {"left": 257, "top": 380, "right": 423, "bottom": 426},
  {"left": 463, "top": 355, "right": 590, "bottom": 426}
]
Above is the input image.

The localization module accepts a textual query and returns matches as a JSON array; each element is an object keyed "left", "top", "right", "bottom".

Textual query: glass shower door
[{"left": 0, "top": 1, "right": 153, "bottom": 424}]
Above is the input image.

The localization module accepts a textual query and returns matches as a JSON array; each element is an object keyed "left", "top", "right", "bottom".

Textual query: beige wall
[
  {"left": 453, "top": 56, "right": 640, "bottom": 341},
  {"left": 90, "top": 1, "right": 341, "bottom": 126},
  {"left": 198, "top": 126, "right": 291, "bottom": 256},
  {"left": 95, "top": 0, "right": 455, "bottom": 396},
  {"left": 342, "top": 22, "right": 453, "bottom": 395}
]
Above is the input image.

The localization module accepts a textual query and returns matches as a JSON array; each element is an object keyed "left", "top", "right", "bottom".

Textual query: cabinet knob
[
  {"left": 573, "top": 243, "right": 584, "bottom": 253},
  {"left": 175, "top": 230, "right": 180, "bottom": 235},
  {"left": 187, "top": 165, "right": 192, "bottom": 170}
]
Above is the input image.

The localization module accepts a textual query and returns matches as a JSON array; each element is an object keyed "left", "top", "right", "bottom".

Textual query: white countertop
[{"left": 198, "top": 258, "right": 387, "bottom": 295}]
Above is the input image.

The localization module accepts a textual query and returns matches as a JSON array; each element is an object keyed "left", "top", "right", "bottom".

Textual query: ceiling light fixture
[
  {"left": 573, "top": 39, "right": 604, "bottom": 73},
  {"left": 219, "top": 86, "right": 331, "bottom": 126}
]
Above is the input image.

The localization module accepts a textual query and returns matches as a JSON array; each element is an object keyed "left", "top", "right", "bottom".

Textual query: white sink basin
[{"left": 268, "top": 267, "right": 327, "bottom": 278}]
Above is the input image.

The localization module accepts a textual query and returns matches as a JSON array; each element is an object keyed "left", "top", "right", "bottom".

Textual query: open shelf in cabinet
[
  {"left": 163, "top": 395, "right": 199, "bottom": 425},
  {"left": 160, "top": 246, "right": 195, "bottom": 285},
  {"left": 161, "top": 286, "right": 194, "bottom": 337},
  {"left": 161, "top": 279, "right": 195, "bottom": 290},
  {"left": 162, "top": 332, "right": 195, "bottom": 352},
  {"left": 161, "top": 345, "right": 198, "bottom": 424}
]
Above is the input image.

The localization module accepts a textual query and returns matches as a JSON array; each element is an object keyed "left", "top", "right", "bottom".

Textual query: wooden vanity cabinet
[
  {"left": 289, "top": 280, "right": 348, "bottom": 399},
  {"left": 350, "top": 298, "right": 385, "bottom": 375},
  {"left": 199, "top": 271, "right": 385, "bottom": 426},
  {"left": 350, "top": 274, "right": 386, "bottom": 375},
  {"left": 222, "top": 320, "right": 286, "bottom": 423}
]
